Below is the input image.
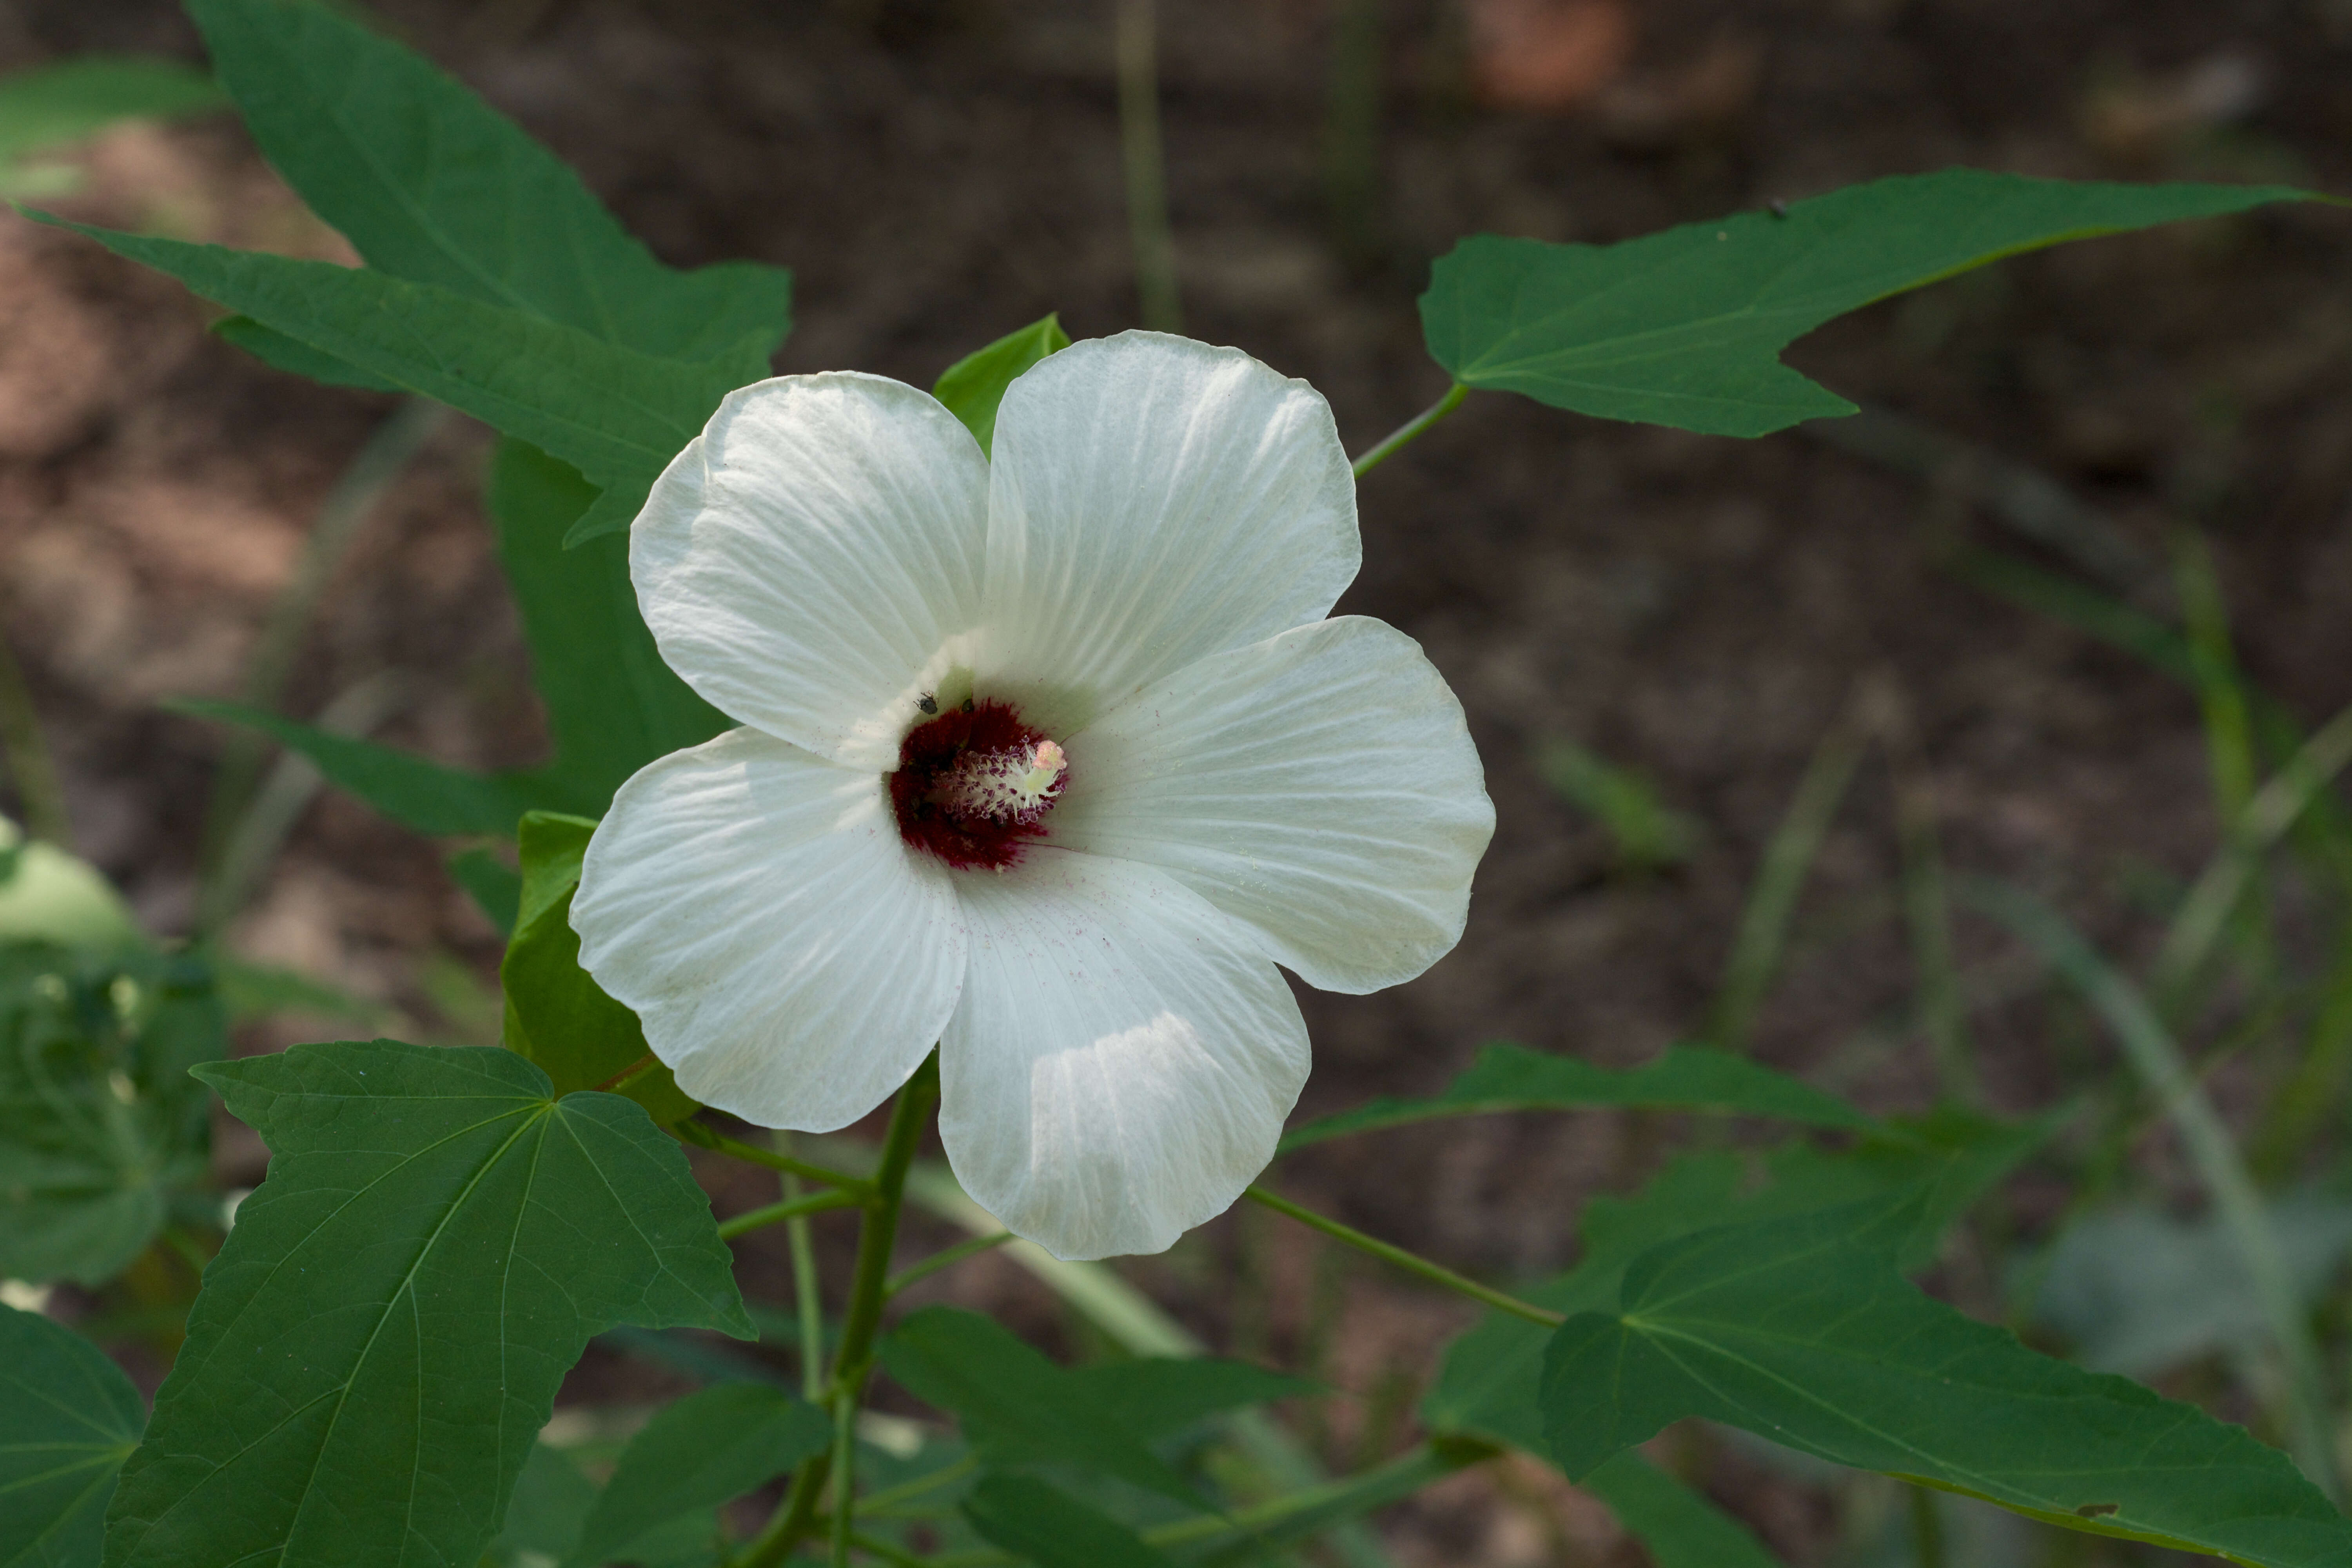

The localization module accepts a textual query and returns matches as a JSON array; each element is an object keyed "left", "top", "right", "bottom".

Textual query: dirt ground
[{"left": 5, "top": 0, "right": 2352, "bottom": 1561}]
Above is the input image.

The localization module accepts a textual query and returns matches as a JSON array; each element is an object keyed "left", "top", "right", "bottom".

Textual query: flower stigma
[{"left": 890, "top": 698, "right": 1070, "bottom": 871}]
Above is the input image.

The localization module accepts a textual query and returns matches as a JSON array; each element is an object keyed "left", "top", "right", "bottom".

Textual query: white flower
[{"left": 571, "top": 331, "right": 1494, "bottom": 1260}]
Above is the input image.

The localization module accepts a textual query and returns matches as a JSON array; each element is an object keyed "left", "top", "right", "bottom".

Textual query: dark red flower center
[{"left": 890, "top": 698, "right": 1069, "bottom": 871}]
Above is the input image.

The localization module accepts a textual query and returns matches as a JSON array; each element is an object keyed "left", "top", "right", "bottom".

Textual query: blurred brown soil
[{"left": 4, "top": 0, "right": 2352, "bottom": 1562}]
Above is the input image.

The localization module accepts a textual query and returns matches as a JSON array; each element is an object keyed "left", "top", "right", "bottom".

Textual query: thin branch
[
  {"left": 1245, "top": 1185, "right": 1561, "bottom": 1327},
  {"left": 885, "top": 1230, "right": 1014, "bottom": 1298},
  {"left": 1351, "top": 381, "right": 1467, "bottom": 479},
  {"left": 717, "top": 1188, "right": 864, "bottom": 1242}
]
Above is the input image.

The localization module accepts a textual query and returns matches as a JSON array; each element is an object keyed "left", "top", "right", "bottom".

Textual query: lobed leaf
[
  {"left": 102, "top": 1040, "right": 749, "bottom": 1568},
  {"left": 1421, "top": 170, "right": 2308, "bottom": 437},
  {"left": 189, "top": 0, "right": 789, "bottom": 365},
  {"left": 30, "top": 217, "right": 744, "bottom": 528},
  {"left": 1279, "top": 1041, "right": 1875, "bottom": 1153},
  {"left": 563, "top": 1383, "right": 828, "bottom": 1568},
  {"left": 501, "top": 811, "right": 697, "bottom": 1123},
  {"left": 0, "top": 1302, "right": 145, "bottom": 1568},
  {"left": 961, "top": 1474, "right": 1177, "bottom": 1568},
  {"left": 486, "top": 439, "right": 728, "bottom": 806},
  {"left": 1540, "top": 1205, "right": 2352, "bottom": 1567},
  {"left": 0, "top": 945, "right": 221, "bottom": 1285},
  {"left": 932, "top": 313, "right": 1071, "bottom": 457},
  {"left": 879, "top": 1306, "right": 1275, "bottom": 1509},
  {"left": 171, "top": 698, "right": 554, "bottom": 837},
  {"left": 1579, "top": 1451, "right": 1785, "bottom": 1568},
  {"left": 1425, "top": 1109, "right": 2052, "bottom": 1453}
]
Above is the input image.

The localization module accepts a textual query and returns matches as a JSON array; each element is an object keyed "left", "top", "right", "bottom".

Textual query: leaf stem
[
  {"left": 780, "top": 1133, "right": 829, "bottom": 1404},
  {"left": 680, "top": 1121, "right": 875, "bottom": 1195},
  {"left": 1350, "top": 381, "right": 1467, "bottom": 479},
  {"left": 884, "top": 1230, "right": 1014, "bottom": 1298},
  {"left": 717, "top": 1187, "right": 864, "bottom": 1241},
  {"left": 1244, "top": 1185, "right": 1562, "bottom": 1327},
  {"left": 733, "top": 1056, "right": 940, "bottom": 1568}
]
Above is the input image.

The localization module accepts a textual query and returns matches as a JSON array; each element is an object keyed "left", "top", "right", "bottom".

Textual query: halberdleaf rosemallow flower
[{"left": 570, "top": 330, "right": 1493, "bottom": 1260}]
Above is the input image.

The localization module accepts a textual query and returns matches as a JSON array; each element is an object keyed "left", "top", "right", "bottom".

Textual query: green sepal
[
  {"left": 932, "top": 312, "right": 1071, "bottom": 456},
  {"left": 501, "top": 810, "right": 697, "bottom": 1123}
]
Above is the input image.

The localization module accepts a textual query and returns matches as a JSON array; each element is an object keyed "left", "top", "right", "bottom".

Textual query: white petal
[
  {"left": 1052, "top": 616, "right": 1494, "bottom": 994},
  {"left": 976, "top": 332, "right": 1358, "bottom": 735},
  {"left": 938, "top": 848, "right": 1308, "bottom": 1260},
  {"left": 572, "top": 727, "right": 963, "bottom": 1131},
  {"left": 631, "top": 373, "right": 989, "bottom": 771}
]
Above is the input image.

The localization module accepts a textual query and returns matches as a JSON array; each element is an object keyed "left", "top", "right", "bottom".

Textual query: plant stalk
[
  {"left": 1351, "top": 381, "right": 1467, "bottom": 478},
  {"left": 716, "top": 1187, "right": 862, "bottom": 1242},
  {"left": 734, "top": 1056, "right": 939, "bottom": 1568},
  {"left": 1245, "top": 1185, "right": 1561, "bottom": 1327}
]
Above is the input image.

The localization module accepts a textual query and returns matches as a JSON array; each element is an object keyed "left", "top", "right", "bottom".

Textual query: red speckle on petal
[{"left": 890, "top": 699, "right": 1067, "bottom": 871}]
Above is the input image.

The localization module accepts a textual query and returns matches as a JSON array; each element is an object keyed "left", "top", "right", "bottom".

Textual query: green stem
[
  {"left": 885, "top": 1230, "right": 1013, "bottom": 1298},
  {"left": 1910, "top": 1485, "right": 1946, "bottom": 1568},
  {"left": 1244, "top": 1185, "right": 1561, "bottom": 1327},
  {"left": 779, "top": 1133, "right": 829, "bottom": 1404},
  {"left": 680, "top": 1122, "right": 875, "bottom": 1195},
  {"left": 735, "top": 1057, "right": 940, "bottom": 1568},
  {"left": 718, "top": 1187, "right": 863, "bottom": 1241},
  {"left": 0, "top": 627, "right": 69, "bottom": 845},
  {"left": 1350, "top": 382, "right": 1467, "bottom": 479},
  {"left": 828, "top": 1386, "right": 857, "bottom": 1568},
  {"left": 1114, "top": 0, "right": 1182, "bottom": 332}
]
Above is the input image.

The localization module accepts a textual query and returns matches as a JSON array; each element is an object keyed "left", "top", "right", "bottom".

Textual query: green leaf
[
  {"left": 1058, "top": 1358, "right": 1314, "bottom": 1438},
  {"left": 1539, "top": 1204, "right": 2352, "bottom": 1568},
  {"left": 189, "top": 0, "right": 789, "bottom": 363},
  {"left": 0, "top": 1301, "right": 145, "bottom": 1568},
  {"left": 0, "top": 56, "right": 225, "bottom": 163},
  {"left": 961, "top": 1474, "right": 1178, "bottom": 1568},
  {"left": 1425, "top": 1109, "right": 2053, "bottom": 1452},
  {"left": 171, "top": 698, "right": 553, "bottom": 836},
  {"left": 501, "top": 811, "right": 697, "bottom": 1123},
  {"left": 0, "top": 945, "right": 221, "bottom": 1285},
  {"left": 484, "top": 1443, "right": 599, "bottom": 1567},
  {"left": 446, "top": 847, "right": 521, "bottom": 937},
  {"left": 211, "top": 315, "right": 400, "bottom": 391},
  {"left": 1580, "top": 1452, "right": 1784, "bottom": 1568},
  {"left": 564, "top": 1383, "right": 829, "bottom": 1568},
  {"left": 31, "top": 218, "right": 744, "bottom": 526},
  {"left": 487, "top": 439, "right": 727, "bottom": 806},
  {"left": 1279, "top": 1042, "right": 1875, "bottom": 1153},
  {"left": 1421, "top": 171, "right": 2307, "bottom": 437},
  {"left": 932, "top": 314, "right": 1070, "bottom": 457},
  {"left": 878, "top": 1307, "right": 1216, "bottom": 1510},
  {"left": 102, "top": 1039, "right": 749, "bottom": 1568}
]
